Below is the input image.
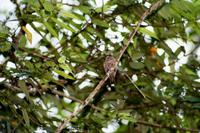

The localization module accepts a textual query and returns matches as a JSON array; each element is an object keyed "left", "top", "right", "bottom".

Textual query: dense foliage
[{"left": 0, "top": 0, "right": 200, "bottom": 132}]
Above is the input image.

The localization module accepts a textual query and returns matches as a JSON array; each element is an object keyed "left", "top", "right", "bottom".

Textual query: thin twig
[
  {"left": 124, "top": 73, "right": 146, "bottom": 99},
  {"left": 55, "top": 1, "right": 165, "bottom": 132}
]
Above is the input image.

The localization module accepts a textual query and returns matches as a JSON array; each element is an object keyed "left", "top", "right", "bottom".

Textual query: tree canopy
[{"left": 0, "top": 0, "right": 200, "bottom": 132}]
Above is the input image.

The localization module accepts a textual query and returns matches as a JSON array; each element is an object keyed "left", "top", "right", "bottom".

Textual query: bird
[{"left": 103, "top": 55, "right": 117, "bottom": 83}]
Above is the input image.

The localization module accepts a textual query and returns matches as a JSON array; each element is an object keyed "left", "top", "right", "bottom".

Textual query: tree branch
[{"left": 55, "top": 1, "right": 165, "bottom": 132}]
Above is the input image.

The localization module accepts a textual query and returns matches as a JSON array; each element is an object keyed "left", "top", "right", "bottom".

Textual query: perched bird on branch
[{"left": 103, "top": 55, "right": 117, "bottom": 83}]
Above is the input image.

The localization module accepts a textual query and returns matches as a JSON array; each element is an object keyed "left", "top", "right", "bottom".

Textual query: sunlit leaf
[
  {"left": 42, "top": 1, "right": 54, "bottom": 12},
  {"left": 54, "top": 69, "right": 75, "bottom": 80},
  {"left": 59, "top": 64, "right": 73, "bottom": 73},
  {"left": 61, "top": 11, "right": 84, "bottom": 20},
  {"left": 139, "top": 28, "right": 158, "bottom": 39},
  {"left": 43, "top": 22, "right": 58, "bottom": 37},
  {"left": 92, "top": 18, "right": 109, "bottom": 28},
  {"left": 51, "top": 18, "right": 76, "bottom": 33}
]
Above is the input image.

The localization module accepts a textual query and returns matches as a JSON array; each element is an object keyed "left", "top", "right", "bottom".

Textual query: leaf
[
  {"left": 171, "top": 0, "right": 195, "bottom": 21},
  {"left": 76, "top": 5, "right": 90, "bottom": 14},
  {"left": 139, "top": 28, "right": 158, "bottom": 39},
  {"left": 184, "top": 96, "right": 200, "bottom": 103},
  {"left": 24, "top": 61, "right": 34, "bottom": 70},
  {"left": 22, "top": 26, "right": 32, "bottom": 44},
  {"left": 51, "top": 18, "right": 76, "bottom": 33},
  {"left": 42, "top": 1, "right": 54, "bottom": 12},
  {"left": 158, "top": 72, "right": 174, "bottom": 81},
  {"left": 192, "top": 81, "right": 200, "bottom": 87},
  {"left": 61, "top": 11, "right": 84, "bottom": 20},
  {"left": 181, "top": 66, "right": 196, "bottom": 76},
  {"left": 45, "top": 61, "right": 56, "bottom": 67},
  {"left": 130, "top": 52, "right": 144, "bottom": 61},
  {"left": 58, "top": 56, "right": 66, "bottom": 63},
  {"left": 65, "top": 50, "right": 89, "bottom": 63},
  {"left": 43, "top": 22, "right": 58, "bottom": 38},
  {"left": 81, "top": 32, "right": 94, "bottom": 43},
  {"left": 192, "top": 106, "right": 200, "bottom": 110},
  {"left": 159, "top": 42, "right": 175, "bottom": 59},
  {"left": 175, "top": 46, "right": 185, "bottom": 56},
  {"left": 118, "top": 113, "right": 135, "bottom": 123},
  {"left": 18, "top": 80, "right": 31, "bottom": 101},
  {"left": 92, "top": 18, "right": 109, "bottom": 28},
  {"left": 86, "top": 27, "right": 103, "bottom": 38},
  {"left": 59, "top": 64, "right": 73, "bottom": 73},
  {"left": 129, "top": 61, "right": 145, "bottom": 70},
  {"left": 22, "top": 108, "right": 30, "bottom": 127},
  {"left": 54, "top": 69, "right": 75, "bottom": 80},
  {"left": 0, "top": 23, "right": 9, "bottom": 39},
  {"left": 0, "top": 42, "right": 11, "bottom": 52},
  {"left": 95, "top": 4, "right": 112, "bottom": 13},
  {"left": 18, "top": 35, "right": 27, "bottom": 48}
]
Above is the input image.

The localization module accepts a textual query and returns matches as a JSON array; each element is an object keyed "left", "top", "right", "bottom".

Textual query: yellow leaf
[{"left": 22, "top": 26, "right": 32, "bottom": 44}]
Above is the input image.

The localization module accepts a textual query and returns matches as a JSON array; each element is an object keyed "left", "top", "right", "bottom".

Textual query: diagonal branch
[{"left": 55, "top": 0, "right": 165, "bottom": 132}]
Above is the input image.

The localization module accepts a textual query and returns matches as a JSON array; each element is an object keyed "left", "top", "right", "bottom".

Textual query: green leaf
[
  {"left": 61, "top": 11, "right": 84, "bottom": 20},
  {"left": 118, "top": 112, "right": 135, "bottom": 123},
  {"left": 51, "top": 18, "right": 76, "bottom": 33},
  {"left": 175, "top": 46, "right": 185, "bottom": 56},
  {"left": 184, "top": 96, "right": 200, "bottom": 103},
  {"left": 192, "top": 106, "right": 200, "bottom": 110},
  {"left": 130, "top": 52, "right": 144, "bottom": 61},
  {"left": 95, "top": 4, "right": 112, "bottom": 13},
  {"left": 67, "top": 51, "right": 89, "bottom": 63},
  {"left": 86, "top": 27, "right": 103, "bottom": 38},
  {"left": 181, "top": 66, "right": 196, "bottom": 76},
  {"left": 92, "top": 18, "right": 109, "bottom": 28},
  {"left": 58, "top": 56, "right": 66, "bottom": 63},
  {"left": 18, "top": 35, "right": 27, "bottom": 48},
  {"left": 18, "top": 80, "right": 31, "bottom": 101},
  {"left": 43, "top": 22, "right": 58, "bottom": 37},
  {"left": 192, "top": 81, "right": 200, "bottom": 87},
  {"left": 24, "top": 61, "right": 34, "bottom": 70},
  {"left": 0, "top": 22, "right": 10, "bottom": 38},
  {"left": 43, "top": 1, "right": 54, "bottom": 11},
  {"left": 139, "top": 28, "right": 158, "bottom": 39},
  {"left": 159, "top": 42, "right": 175, "bottom": 59},
  {"left": 59, "top": 64, "right": 73, "bottom": 73},
  {"left": 76, "top": 5, "right": 90, "bottom": 14},
  {"left": 22, "top": 108, "right": 30, "bottom": 127},
  {"left": 45, "top": 61, "right": 56, "bottom": 67},
  {"left": 129, "top": 61, "right": 145, "bottom": 69},
  {"left": 81, "top": 32, "right": 94, "bottom": 43},
  {"left": 54, "top": 69, "right": 75, "bottom": 80},
  {"left": 0, "top": 42, "right": 12, "bottom": 52}
]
